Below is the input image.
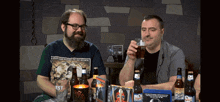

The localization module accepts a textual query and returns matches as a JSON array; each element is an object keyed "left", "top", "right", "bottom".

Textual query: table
[
  {"left": 50, "top": 89, "right": 199, "bottom": 102},
  {"left": 104, "top": 62, "right": 200, "bottom": 102},
  {"left": 171, "top": 96, "right": 199, "bottom": 102}
]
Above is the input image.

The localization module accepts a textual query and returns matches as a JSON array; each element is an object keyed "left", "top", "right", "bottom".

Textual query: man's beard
[{"left": 64, "top": 29, "right": 86, "bottom": 50}]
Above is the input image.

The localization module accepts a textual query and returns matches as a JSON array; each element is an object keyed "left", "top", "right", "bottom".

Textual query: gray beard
[{"left": 64, "top": 29, "right": 86, "bottom": 50}]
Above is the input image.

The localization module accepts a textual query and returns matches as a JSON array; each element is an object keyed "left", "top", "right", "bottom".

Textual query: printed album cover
[
  {"left": 50, "top": 56, "right": 91, "bottom": 94},
  {"left": 107, "top": 85, "right": 134, "bottom": 102},
  {"left": 143, "top": 89, "right": 172, "bottom": 102},
  {"left": 96, "top": 76, "right": 109, "bottom": 102}
]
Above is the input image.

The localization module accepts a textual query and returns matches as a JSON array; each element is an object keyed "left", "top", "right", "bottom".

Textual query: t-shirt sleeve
[
  {"left": 91, "top": 49, "right": 106, "bottom": 76},
  {"left": 36, "top": 46, "right": 52, "bottom": 77},
  {"left": 169, "top": 49, "right": 186, "bottom": 78}
]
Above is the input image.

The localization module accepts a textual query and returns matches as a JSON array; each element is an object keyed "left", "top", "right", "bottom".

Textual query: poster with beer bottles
[
  {"left": 50, "top": 56, "right": 91, "bottom": 95},
  {"left": 96, "top": 76, "right": 109, "bottom": 102}
]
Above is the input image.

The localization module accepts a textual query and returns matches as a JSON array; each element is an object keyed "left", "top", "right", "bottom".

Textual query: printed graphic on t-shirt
[{"left": 50, "top": 56, "right": 91, "bottom": 84}]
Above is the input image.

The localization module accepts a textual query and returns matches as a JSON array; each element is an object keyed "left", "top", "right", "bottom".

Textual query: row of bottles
[
  {"left": 69, "top": 66, "right": 98, "bottom": 102},
  {"left": 69, "top": 67, "right": 196, "bottom": 102},
  {"left": 133, "top": 68, "right": 196, "bottom": 102},
  {"left": 174, "top": 67, "right": 196, "bottom": 102}
]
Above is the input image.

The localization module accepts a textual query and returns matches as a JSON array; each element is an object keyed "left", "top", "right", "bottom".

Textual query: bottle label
[
  {"left": 82, "top": 69, "right": 86, "bottom": 74},
  {"left": 174, "top": 88, "right": 184, "bottom": 100},
  {"left": 92, "top": 87, "right": 96, "bottom": 100},
  {"left": 134, "top": 74, "right": 140, "bottom": 80},
  {"left": 134, "top": 93, "right": 142, "bottom": 102},
  {"left": 55, "top": 86, "right": 63, "bottom": 91},
  {"left": 187, "top": 75, "right": 194, "bottom": 81},
  {"left": 185, "top": 95, "right": 195, "bottom": 102},
  {"left": 93, "top": 75, "right": 98, "bottom": 79},
  {"left": 177, "top": 75, "right": 182, "bottom": 79}
]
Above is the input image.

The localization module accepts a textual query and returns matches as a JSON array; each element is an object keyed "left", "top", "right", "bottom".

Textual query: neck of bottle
[
  {"left": 186, "top": 72, "right": 194, "bottom": 87},
  {"left": 187, "top": 71, "right": 194, "bottom": 81},
  {"left": 82, "top": 68, "right": 87, "bottom": 79},
  {"left": 72, "top": 68, "right": 77, "bottom": 78},
  {"left": 134, "top": 73, "right": 141, "bottom": 85},
  {"left": 93, "top": 74, "right": 98, "bottom": 79},
  {"left": 177, "top": 74, "right": 182, "bottom": 80},
  {"left": 93, "top": 68, "right": 98, "bottom": 79},
  {"left": 177, "top": 69, "right": 182, "bottom": 80}
]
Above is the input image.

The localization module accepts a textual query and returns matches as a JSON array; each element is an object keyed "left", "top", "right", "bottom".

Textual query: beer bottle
[
  {"left": 133, "top": 70, "right": 142, "bottom": 102},
  {"left": 80, "top": 67, "right": 89, "bottom": 85},
  {"left": 174, "top": 68, "right": 184, "bottom": 102},
  {"left": 91, "top": 67, "right": 99, "bottom": 102},
  {"left": 70, "top": 66, "right": 79, "bottom": 102},
  {"left": 184, "top": 71, "right": 196, "bottom": 102}
]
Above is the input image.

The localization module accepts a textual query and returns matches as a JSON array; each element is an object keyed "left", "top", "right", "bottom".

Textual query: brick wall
[{"left": 20, "top": 0, "right": 200, "bottom": 101}]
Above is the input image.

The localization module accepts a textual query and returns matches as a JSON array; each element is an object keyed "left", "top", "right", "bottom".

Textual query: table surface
[
  {"left": 63, "top": 94, "right": 200, "bottom": 102},
  {"left": 171, "top": 96, "right": 199, "bottom": 102}
]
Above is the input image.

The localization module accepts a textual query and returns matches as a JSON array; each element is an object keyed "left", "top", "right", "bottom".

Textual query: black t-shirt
[
  {"left": 140, "top": 49, "right": 160, "bottom": 85},
  {"left": 36, "top": 39, "right": 106, "bottom": 79}
]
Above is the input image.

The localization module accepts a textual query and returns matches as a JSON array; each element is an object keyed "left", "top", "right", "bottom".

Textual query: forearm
[
  {"left": 37, "top": 75, "right": 56, "bottom": 97},
  {"left": 119, "top": 59, "right": 135, "bottom": 86},
  {"left": 194, "top": 74, "right": 200, "bottom": 100}
]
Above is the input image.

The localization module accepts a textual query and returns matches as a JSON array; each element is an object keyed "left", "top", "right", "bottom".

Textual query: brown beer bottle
[
  {"left": 91, "top": 67, "right": 98, "bottom": 102},
  {"left": 70, "top": 66, "right": 79, "bottom": 102},
  {"left": 184, "top": 71, "right": 196, "bottom": 102},
  {"left": 80, "top": 67, "right": 89, "bottom": 85},
  {"left": 174, "top": 68, "right": 184, "bottom": 102},
  {"left": 133, "top": 70, "right": 143, "bottom": 102}
]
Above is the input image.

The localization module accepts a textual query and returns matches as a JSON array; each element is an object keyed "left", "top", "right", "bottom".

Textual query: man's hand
[
  {"left": 127, "top": 40, "right": 138, "bottom": 60},
  {"left": 37, "top": 75, "right": 56, "bottom": 97},
  {"left": 119, "top": 40, "right": 138, "bottom": 86},
  {"left": 125, "top": 80, "right": 134, "bottom": 87}
]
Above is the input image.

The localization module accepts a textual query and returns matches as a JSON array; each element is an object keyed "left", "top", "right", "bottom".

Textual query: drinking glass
[
  {"left": 55, "top": 80, "right": 69, "bottom": 102},
  {"left": 135, "top": 38, "right": 145, "bottom": 59}
]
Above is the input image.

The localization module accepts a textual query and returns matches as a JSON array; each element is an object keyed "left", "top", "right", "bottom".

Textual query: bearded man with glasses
[{"left": 34, "top": 9, "right": 106, "bottom": 101}]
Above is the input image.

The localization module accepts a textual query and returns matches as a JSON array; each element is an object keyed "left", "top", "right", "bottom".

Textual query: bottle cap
[
  {"left": 135, "top": 70, "right": 140, "bottom": 73},
  {"left": 94, "top": 67, "right": 98, "bottom": 69}
]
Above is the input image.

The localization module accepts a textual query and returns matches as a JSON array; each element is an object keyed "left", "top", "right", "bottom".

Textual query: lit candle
[{"left": 74, "top": 84, "right": 89, "bottom": 89}]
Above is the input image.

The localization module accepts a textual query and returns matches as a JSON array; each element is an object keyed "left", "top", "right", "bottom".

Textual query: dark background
[{"left": 19, "top": 0, "right": 200, "bottom": 101}]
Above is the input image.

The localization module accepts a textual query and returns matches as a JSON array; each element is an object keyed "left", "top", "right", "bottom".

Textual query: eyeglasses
[{"left": 65, "top": 23, "right": 87, "bottom": 30}]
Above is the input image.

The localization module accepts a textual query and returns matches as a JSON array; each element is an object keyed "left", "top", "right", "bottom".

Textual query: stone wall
[{"left": 20, "top": 0, "right": 200, "bottom": 101}]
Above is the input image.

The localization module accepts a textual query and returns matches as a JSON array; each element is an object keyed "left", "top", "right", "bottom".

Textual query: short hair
[
  {"left": 144, "top": 15, "right": 164, "bottom": 29},
  {"left": 60, "top": 9, "right": 87, "bottom": 25}
]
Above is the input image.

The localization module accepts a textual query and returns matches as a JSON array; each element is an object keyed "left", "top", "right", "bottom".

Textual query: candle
[
  {"left": 73, "top": 84, "right": 89, "bottom": 102},
  {"left": 74, "top": 84, "right": 89, "bottom": 89}
]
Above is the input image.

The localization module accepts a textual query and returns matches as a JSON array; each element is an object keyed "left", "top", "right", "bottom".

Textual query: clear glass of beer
[
  {"left": 55, "top": 79, "right": 69, "bottom": 102},
  {"left": 136, "top": 39, "right": 145, "bottom": 59}
]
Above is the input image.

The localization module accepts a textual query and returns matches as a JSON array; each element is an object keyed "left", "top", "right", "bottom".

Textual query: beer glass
[
  {"left": 135, "top": 38, "right": 145, "bottom": 59},
  {"left": 55, "top": 80, "right": 69, "bottom": 102},
  {"left": 134, "top": 38, "right": 145, "bottom": 72}
]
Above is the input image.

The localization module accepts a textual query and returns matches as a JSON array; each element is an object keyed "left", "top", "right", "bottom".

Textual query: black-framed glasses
[{"left": 65, "top": 23, "right": 87, "bottom": 30}]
